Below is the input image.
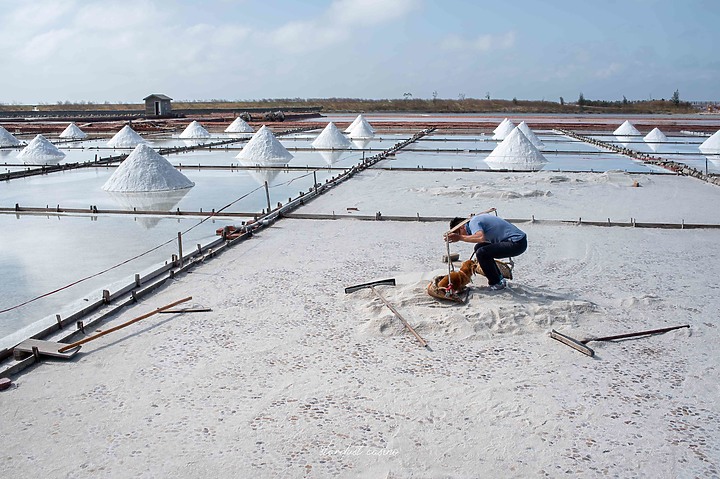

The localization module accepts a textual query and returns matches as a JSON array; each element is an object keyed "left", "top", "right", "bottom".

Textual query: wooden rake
[{"left": 550, "top": 324, "right": 690, "bottom": 357}]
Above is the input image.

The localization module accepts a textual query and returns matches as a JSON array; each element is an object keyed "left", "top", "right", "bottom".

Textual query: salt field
[{"left": 1, "top": 114, "right": 719, "bottom": 352}]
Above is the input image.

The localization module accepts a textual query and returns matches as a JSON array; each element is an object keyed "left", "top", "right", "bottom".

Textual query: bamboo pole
[{"left": 58, "top": 297, "right": 192, "bottom": 352}]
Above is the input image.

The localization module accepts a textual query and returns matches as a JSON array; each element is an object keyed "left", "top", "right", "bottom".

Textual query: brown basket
[{"left": 473, "top": 259, "right": 513, "bottom": 280}]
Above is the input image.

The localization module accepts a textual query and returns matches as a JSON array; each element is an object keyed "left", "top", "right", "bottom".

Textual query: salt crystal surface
[
  {"left": 644, "top": 128, "right": 668, "bottom": 143},
  {"left": 107, "top": 125, "right": 148, "bottom": 148},
  {"left": 0, "top": 125, "right": 21, "bottom": 147},
  {"left": 225, "top": 117, "right": 254, "bottom": 133},
  {"left": 16, "top": 134, "right": 65, "bottom": 164},
  {"left": 613, "top": 120, "right": 641, "bottom": 136},
  {"left": 312, "top": 122, "right": 352, "bottom": 149},
  {"left": 179, "top": 121, "right": 211, "bottom": 139},
  {"left": 699, "top": 130, "right": 720, "bottom": 154},
  {"left": 492, "top": 119, "right": 516, "bottom": 140},
  {"left": 485, "top": 128, "right": 547, "bottom": 168},
  {"left": 59, "top": 123, "right": 88, "bottom": 139},
  {"left": 235, "top": 125, "right": 293, "bottom": 162},
  {"left": 102, "top": 144, "right": 194, "bottom": 192},
  {"left": 517, "top": 121, "right": 545, "bottom": 149}
]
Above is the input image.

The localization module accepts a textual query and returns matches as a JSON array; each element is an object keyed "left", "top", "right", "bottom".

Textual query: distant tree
[
  {"left": 671, "top": 89, "right": 680, "bottom": 106},
  {"left": 458, "top": 93, "right": 466, "bottom": 101},
  {"left": 622, "top": 95, "right": 628, "bottom": 105},
  {"left": 432, "top": 90, "right": 438, "bottom": 102},
  {"left": 559, "top": 96, "right": 565, "bottom": 105},
  {"left": 403, "top": 92, "right": 413, "bottom": 100},
  {"left": 512, "top": 97, "right": 518, "bottom": 105},
  {"left": 485, "top": 92, "right": 490, "bottom": 100},
  {"left": 578, "top": 92, "right": 585, "bottom": 106}
]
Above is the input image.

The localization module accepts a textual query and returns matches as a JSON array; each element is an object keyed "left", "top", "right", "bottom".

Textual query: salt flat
[{"left": 1, "top": 168, "right": 719, "bottom": 478}]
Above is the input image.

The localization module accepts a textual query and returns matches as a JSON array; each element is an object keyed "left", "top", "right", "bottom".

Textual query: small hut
[{"left": 144, "top": 94, "right": 173, "bottom": 118}]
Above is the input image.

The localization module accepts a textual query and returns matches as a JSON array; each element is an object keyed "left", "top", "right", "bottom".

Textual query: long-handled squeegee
[
  {"left": 345, "top": 278, "right": 429, "bottom": 350},
  {"left": 550, "top": 324, "right": 690, "bottom": 357}
]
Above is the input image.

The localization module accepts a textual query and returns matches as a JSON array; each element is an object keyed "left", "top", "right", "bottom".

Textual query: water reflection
[
  {"left": 235, "top": 156, "right": 290, "bottom": 186},
  {"left": 352, "top": 138, "right": 372, "bottom": 150},
  {"left": 105, "top": 188, "right": 190, "bottom": 229},
  {"left": 318, "top": 150, "right": 345, "bottom": 165}
]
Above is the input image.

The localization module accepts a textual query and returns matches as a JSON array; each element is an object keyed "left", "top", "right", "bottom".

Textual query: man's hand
[{"left": 446, "top": 232, "right": 461, "bottom": 243}]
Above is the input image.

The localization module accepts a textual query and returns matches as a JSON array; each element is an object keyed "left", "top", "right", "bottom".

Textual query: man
[{"left": 446, "top": 208, "right": 527, "bottom": 290}]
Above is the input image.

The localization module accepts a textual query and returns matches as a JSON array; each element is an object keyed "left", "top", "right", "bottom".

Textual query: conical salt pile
[
  {"left": 345, "top": 114, "right": 374, "bottom": 134},
  {"left": 235, "top": 125, "right": 293, "bottom": 162},
  {"left": 348, "top": 117, "right": 375, "bottom": 139},
  {"left": 613, "top": 121, "right": 641, "bottom": 136},
  {"left": 492, "top": 119, "right": 516, "bottom": 140},
  {"left": 699, "top": 130, "right": 720, "bottom": 154},
  {"left": 517, "top": 121, "right": 545, "bottom": 149},
  {"left": 225, "top": 117, "right": 254, "bottom": 133},
  {"left": 179, "top": 120, "right": 211, "bottom": 139},
  {"left": 0, "top": 125, "right": 21, "bottom": 147},
  {"left": 493, "top": 118, "right": 510, "bottom": 134},
  {"left": 107, "top": 125, "right": 147, "bottom": 148},
  {"left": 16, "top": 134, "right": 65, "bottom": 164},
  {"left": 102, "top": 144, "right": 194, "bottom": 192},
  {"left": 312, "top": 122, "right": 352, "bottom": 149},
  {"left": 644, "top": 128, "right": 668, "bottom": 143},
  {"left": 485, "top": 128, "right": 547, "bottom": 169},
  {"left": 59, "top": 123, "right": 88, "bottom": 139}
]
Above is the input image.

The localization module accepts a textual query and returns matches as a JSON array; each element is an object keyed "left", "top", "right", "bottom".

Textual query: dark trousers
[{"left": 474, "top": 236, "right": 527, "bottom": 285}]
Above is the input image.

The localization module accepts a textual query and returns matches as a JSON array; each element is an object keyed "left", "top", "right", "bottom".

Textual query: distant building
[{"left": 143, "top": 94, "right": 173, "bottom": 117}]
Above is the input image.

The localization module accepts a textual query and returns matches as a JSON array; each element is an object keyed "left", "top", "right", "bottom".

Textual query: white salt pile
[
  {"left": 493, "top": 118, "right": 510, "bottom": 134},
  {"left": 59, "top": 123, "right": 88, "bottom": 139},
  {"left": 699, "top": 130, "right": 720, "bottom": 154},
  {"left": 102, "top": 144, "right": 194, "bottom": 192},
  {"left": 492, "top": 119, "right": 516, "bottom": 140},
  {"left": 224, "top": 117, "right": 254, "bottom": 134},
  {"left": 16, "top": 134, "right": 65, "bottom": 164},
  {"left": 348, "top": 116, "right": 375, "bottom": 140},
  {"left": 179, "top": 121, "right": 211, "bottom": 139},
  {"left": 485, "top": 127, "right": 547, "bottom": 169},
  {"left": 236, "top": 125, "right": 293, "bottom": 163},
  {"left": 0, "top": 125, "right": 21, "bottom": 147},
  {"left": 107, "top": 125, "right": 147, "bottom": 148},
  {"left": 312, "top": 122, "right": 352, "bottom": 149},
  {"left": 643, "top": 128, "right": 668, "bottom": 153},
  {"left": 517, "top": 121, "right": 545, "bottom": 149},
  {"left": 345, "top": 114, "right": 374, "bottom": 134},
  {"left": 613, "top": 120, "right": 641, "bottom": 136}
]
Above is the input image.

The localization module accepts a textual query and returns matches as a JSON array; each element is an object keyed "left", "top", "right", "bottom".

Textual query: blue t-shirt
[{"left": 466, "top": 214, "right": 526, "bottom": 243}]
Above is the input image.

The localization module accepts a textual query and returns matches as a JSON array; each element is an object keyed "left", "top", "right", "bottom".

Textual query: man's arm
[{"left": 447, "top": 229, "right": 486, "bottom": 243}]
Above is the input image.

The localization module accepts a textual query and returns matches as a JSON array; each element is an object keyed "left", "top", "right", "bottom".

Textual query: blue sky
[{"left": 0, "top": 0, "right": 717, "bottom": 104}]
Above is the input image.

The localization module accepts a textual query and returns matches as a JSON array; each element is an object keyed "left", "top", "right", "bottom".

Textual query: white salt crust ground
[{"left": 1, "top": 171, "right": 719, "bottom": 478}]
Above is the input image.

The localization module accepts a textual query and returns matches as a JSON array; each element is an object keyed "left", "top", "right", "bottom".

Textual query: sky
[{"left": 0, "top": 0, "right": 717, "bottom": 104}]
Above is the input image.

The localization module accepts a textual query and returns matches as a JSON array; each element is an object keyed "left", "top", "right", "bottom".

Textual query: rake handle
[
  {"left": 585, "top": 324, "right": 689, "bottom": 343},
  {"left": 58, "top": 297, "right": 192, "bottom": 353},
  {"left": 372, "top": 287, "right": 428, "bottom": 348}
]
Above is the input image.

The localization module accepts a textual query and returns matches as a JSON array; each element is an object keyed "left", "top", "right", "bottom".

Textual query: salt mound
[
  {"left": 345, "top": 114, "right": 374, "bottom": 134},
  {"left": 348, "top": 117, "right": 375, "bottom": 139},
  {"left": 179, "top": 121, "right": 211, "bottom": 139},
  {"left": 613, "top": 120, "right": 641, "bottom": 136},
  {"left": 312, "top": 122, "right": 352, "bottom": 149},
  {"left": 517, "top": 121, "right": 545, "bottom": 149},
  {"left": 225, "top": 117, "right": 254, "bottom": 133},
  {"left": 485, "top": 128, "right": 547, "bottom": 169},
  {"left": 492, "top": 119, "right": 516, "bottom": 140},
  {"left": 59, "top": 123, "right": 88, "bottom": 139},
  {"left": 0, "top": 125, "right": 21, "bottom": 147},
  {"left": 493, "top": 118, "right": 510, "bottom": 134},
  {"left": 16, "top": 134, "right": 65, "bottom": 164},
  {"left": 102, "top": 144, "right": 194, "bottom": 192},
  {"left": 699, "top": 130, "right": 720, "bottom": 154},
  {"left": 235, "top": 125, "right": 293, "bottom": 162},
  {"left": 644, "top": 128, "right": 668, "bottom": 143},
  {"left": 107, "top": 125, "right": 147, "bottom": 148}
]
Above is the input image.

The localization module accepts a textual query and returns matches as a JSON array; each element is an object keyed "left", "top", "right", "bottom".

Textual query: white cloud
[
  {"left": 270, "top": 0, "right": 420, "bottom": 52},
  {"left": 595, "top": 62, "right": 624, "bottom": 78},
  {"left": 441, "top": 31, "right": 516, "bottom": 52}
]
